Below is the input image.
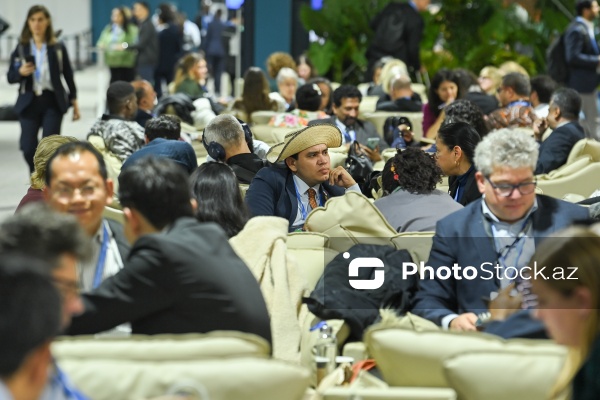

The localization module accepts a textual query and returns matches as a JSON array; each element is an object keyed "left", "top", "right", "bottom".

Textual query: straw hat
[{"left": 266, "top": 124, "right": 342, "bottom": 163}]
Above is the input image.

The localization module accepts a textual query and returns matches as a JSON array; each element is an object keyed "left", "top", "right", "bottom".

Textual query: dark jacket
[
  {"left": 156, "top": 24, "right": 183, "bottom": 75},
  {"left": 309, "top": 116, "right": 388, "bottom": 150},
  {"left": 245, "top": 164, "right": 346, "bottom": 232},
  {"left": 535, "top": 121, "right": 585, "bottom": 175},
  {"left": 448, "top": 166, "right": 481, "bottom": 206},
  {"left": 67, "top": 218, "right": 271, "bottom": 343},
  {"left": 410, "top": 195, "right": 589, "bottom": 326},
  {"left": 227, "top": 152, "right": 269, "bottom": 184},
  {"left": 129, "top": 17, "right": 159, "bottom": 67},
  {"left": 367, "top": 2, "right": 424, "bottom": 72},
  {"left": 7, "top": 41, "right": 76, "bottom": 115},
  {"left": 306, "top": 244, "right": 417, "bottom": 341},
  {"left": 565, "top": 19, "right": 600, "bottom": 94},
  {"left": 376, "top": 97, "right": 423, "bottom": 112},
  {"left": 573, "top": 334, "right": 600, "bottom": 400}
]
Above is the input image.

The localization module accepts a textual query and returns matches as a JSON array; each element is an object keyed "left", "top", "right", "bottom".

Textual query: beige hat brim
[{"left": 266, "top": 124, "right": 343, "bottom": 163}]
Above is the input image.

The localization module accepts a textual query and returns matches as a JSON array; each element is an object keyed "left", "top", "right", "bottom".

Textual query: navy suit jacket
[
  {"left": 410, "top": 195, "right": 589, "bottom": 326},
  {"left": 535, "top": 121, "right": 585, "bottom": 175},
  {"left": 7, "top": 41, "right": 76, "bottom": 115},
  {"left": 565, "top": 20, "right": 600, "bottom": 94},
  {"left": 245, "top": 165, "right": 346, "bottom": 232}
]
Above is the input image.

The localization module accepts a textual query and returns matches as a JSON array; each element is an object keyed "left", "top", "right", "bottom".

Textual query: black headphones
[{"left": 202, "top": 118, "right": 254, "bottom": 162}]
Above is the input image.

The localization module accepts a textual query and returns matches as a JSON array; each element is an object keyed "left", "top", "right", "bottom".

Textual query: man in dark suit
[
  {"left": 366, "top": 0, "right": 430, "bottom": 79},
  {"left": 131, "top": 2, "right": 159, "bottom": 83},
  {"left": 246, "top": 124, "right": 359, "bottom": 232},
  {"left": 67, "top": 157, "right": 271, "bottom": 343},
  {"left": 131, "top": 79, "right": 157, "bottom": 128},
  {"left": 533, "top": 88, "right": 586, "bottom": 174},
  {"left": 565, "top": 0, "right": 600, "bottom": 139},
  {"left": 411, "top": 128, "right": 589, "bottom": 331},
  {"left": 309, "top": 85, "right": 387, "bottom": 162},
  {"left": 44, "top": 142, "right": 130, "bottom": 292},
  {"left": 375, "top": 74, "right": 423, "bottom": 112}
]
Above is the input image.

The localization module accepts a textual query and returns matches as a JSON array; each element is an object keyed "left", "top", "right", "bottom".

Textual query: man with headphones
[{"left": 202, "top": 114, "right": 269, "bottom": 184}]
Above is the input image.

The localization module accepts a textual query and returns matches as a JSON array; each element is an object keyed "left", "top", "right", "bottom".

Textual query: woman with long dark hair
[
  {"left": 190, "top": 162, "right": 249, "bottom": 238},
  {"left": 422, "top": 69, "right": 462, "bottom": 138},
  {"left": 7, "top": 5, "right": 80, "bottom": 172}
]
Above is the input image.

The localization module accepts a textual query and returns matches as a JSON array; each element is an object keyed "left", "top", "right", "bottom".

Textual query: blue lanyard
[
  {"left": 294, "top": 183, "right": 323, "bottom": 222},
  {"left": 93, "top": 222, "right": 110, "bottom": 289},
  {"left": 54, "top": 362, "right": 89, "bottom": 400}
]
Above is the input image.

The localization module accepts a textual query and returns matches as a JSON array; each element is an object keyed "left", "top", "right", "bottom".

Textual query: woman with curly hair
[
  {"left": 374, "top": 147, "right": 463, "bottom": 232},
  {"left": 229, "top": 67, "right": 280, "bottom": 121},
  {"left": 443, "top": 99, "right": 489, "bottom": 138}
]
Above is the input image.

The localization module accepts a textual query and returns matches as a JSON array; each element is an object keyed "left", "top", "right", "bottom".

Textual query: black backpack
[
  {"left": 546, "top": 22, "right": 588, "bottom": 84},
  {"left": 371, "top": 5, "right": 407, "bottom": 55}
]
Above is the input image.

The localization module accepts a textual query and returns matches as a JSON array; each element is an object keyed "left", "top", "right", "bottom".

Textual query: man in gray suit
[{"left": 309, "top": 84, "right": 387, "bottom": 162}]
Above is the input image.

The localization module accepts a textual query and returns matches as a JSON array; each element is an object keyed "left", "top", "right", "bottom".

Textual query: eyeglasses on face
[{"left": 485, "top": 176, "right": 537, "bottom": 197}]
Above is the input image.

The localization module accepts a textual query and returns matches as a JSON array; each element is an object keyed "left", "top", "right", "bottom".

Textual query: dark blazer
[
  {"left": 308, "top": 116, "right": 388, "bottom": 150},
  {"left": 448, "top": 167, "right": 481, "bottom": 206},
  {"left": 245, "top": 164, "right": 346, "bottom": 232},
  {"left": 410, "top": 195, "right": 589, "bottom": 326},
  {"left": 67, "top": 218, "right": 271, "bottom": 343},
  {"left": 565, "top": 19, "right": 600, "bottom": 94},
  {"left": 129, "top": 17, "right": 158, "bottom": 67},
  {"left": 155, "top": 24, "right": 183, "bottom": 75},
  {"left": 375, "top": 97, "right": 423, "bottom": 112},
  {"left": 368, "top": 2, "right": 424, "bottom": 72},
  {"left": 535, "top": 121, "right": 585, "bottom": 175},
  {"left": 466, "top": 92, "right": 499, "bottom": 115},
  {"left": 7, "top": 41, "right": 76, "bottom": 115}
]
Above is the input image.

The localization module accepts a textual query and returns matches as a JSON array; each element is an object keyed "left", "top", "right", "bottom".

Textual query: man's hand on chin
[
  {"left": 449, "top": 313, "right": 478, "bottom": 331},
  {"left": 361, "top": 145, "right": 382, "bottom": 162},
  {"left": 329, "top": 166, "right": 356, "bottom": 189}
]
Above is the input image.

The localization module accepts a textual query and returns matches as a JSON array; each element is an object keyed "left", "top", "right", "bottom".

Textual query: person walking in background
[
  {"left": 205, "top": 9, "right": 233, "bottom": 96},
  {"left": 7, "top": 5, "right": 80, "bottom": 173},
  {"left": 96, "top": 7, "right": 139, "bottom": 83},
  {"left": 154, "top": 4, "right": 183, "bottom": 98},
  {"left": 130, "top": 1, "right": 158, "bottom": 83},
  {"left": 565, "top": 0, "right": 600, "bottom": 139}
]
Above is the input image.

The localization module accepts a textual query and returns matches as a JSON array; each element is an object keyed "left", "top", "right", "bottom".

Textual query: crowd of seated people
[{"left": 6, "top": 16, "right": 600, "bottom": 397}]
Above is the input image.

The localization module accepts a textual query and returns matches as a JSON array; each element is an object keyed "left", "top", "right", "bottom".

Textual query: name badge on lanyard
[{"left": 30, "top": 40, "right": 47, "bottom": 96}]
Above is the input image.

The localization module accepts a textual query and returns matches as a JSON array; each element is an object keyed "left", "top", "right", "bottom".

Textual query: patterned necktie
[{"left": 307, "top": 188, "right": 318, "bottom": 210}]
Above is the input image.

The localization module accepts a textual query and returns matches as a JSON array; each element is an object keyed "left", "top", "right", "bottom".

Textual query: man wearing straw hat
[{"left": 246, "top": 124, "right": 359, "bottom": 232}]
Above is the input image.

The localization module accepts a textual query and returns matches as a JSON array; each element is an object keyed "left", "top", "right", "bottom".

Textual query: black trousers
[{"left": 18, "top": 90, "right": 64, "bottom": 173}]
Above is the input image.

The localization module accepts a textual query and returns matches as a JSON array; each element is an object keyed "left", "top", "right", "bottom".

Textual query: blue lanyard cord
[
  {"left": 54, "top": 363, "right": 89, "bottom": 400},
  {"left": 294, "top": 183, "right": 324, "bottom": 222},
  {"left": 93, "top": 222, "right": 110, "bottom": 289},
  {"left": 507, "top": 100, "right": 531, "bottom": 108}
]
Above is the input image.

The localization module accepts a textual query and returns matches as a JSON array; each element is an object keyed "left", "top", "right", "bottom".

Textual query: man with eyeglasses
[
  {"left": 0, "top": 203, "right": 92, "bottom": 399},
  {"left": 44, "top": 142, "right": 130, "bottom": 292},
  {"left": 411, "top": 129, "right": 588, "bottom": 333},
  {"left": 487, "top": 72, "right": 537, "bottom": 130}
]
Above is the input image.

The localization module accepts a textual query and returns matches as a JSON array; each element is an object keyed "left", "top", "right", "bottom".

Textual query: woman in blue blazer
[{"left": 7, "top": 5, "right": 80, "bottom": 172}]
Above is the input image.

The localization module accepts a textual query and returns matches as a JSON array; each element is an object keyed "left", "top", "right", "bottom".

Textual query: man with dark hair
[
  {"left": 565, "top": 0, "right": 600, "bottom": 139},
  {"left": 487, "top": 72, "right": 537, "bottom": 130},
  {"left": 0, "top": 255, "right": 62, "bottom": 400},
  {"left": 268, "top": 83, "right": 328, "bottom": 128},
  {"left": 66, "top": 157, "right": 271, "bottom": 343},
  {"left": 0, "top": 203, "right": 92, "bottom": 399},
  {"left": 309, "top": 84, "right": 387, "bottom": 161},
  {"left": 375, "top": 74, "right": 423, "bottom": 112},
  {"left": 44, "top": 142, "right": 130, "bottom": 292},
  {"left": 131, "top": 79, "right": 157, "bottom": 128},
  {"left": 529, "top": 75, "right": 558, "bottom": 118},
  {"left": 88, "top": 81, "right": 145, "bottom": 161},
  {"left": 533, "top": 88, "right": 586, "bottom": 174},
  {"left": 246, "top": 124, "right": 359, "bottom": 232},
  {"left": 203, "top": 114, "right": 267, "bottom": 184},
  {"left": 130, "top": 2, "right": 159, "bottom": 83},
  {"left": 121, "top": 115, "right": 197, "bottom": 174}
]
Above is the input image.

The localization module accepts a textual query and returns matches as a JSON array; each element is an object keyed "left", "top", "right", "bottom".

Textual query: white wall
[{"left": 2, "top": 0, "right": 91, "bottom": 61}]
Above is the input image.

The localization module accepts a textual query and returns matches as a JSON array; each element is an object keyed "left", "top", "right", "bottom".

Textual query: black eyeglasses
[{"left": 485, "top": 176, "right": 537, "bottom": 197}]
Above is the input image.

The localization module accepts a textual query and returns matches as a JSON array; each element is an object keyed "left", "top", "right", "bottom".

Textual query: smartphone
[
  {"left": 366, "top": 137, "right": 379, "bottom": 150},
  {"left": 24, "top": 55, "right": 35, "bottom": 66}
]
